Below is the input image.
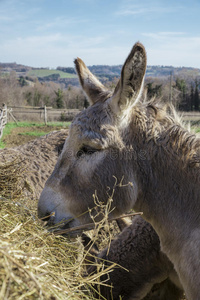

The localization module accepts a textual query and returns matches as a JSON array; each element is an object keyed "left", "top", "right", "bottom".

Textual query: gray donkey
[
  {"left": 38, "top": 42, "right": 200, "bottom": 299},
  {"left": 82, "top": 216, "right": 183, "bottom": 300}
]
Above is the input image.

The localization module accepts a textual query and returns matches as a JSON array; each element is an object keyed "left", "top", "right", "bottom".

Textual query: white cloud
[
  {"left": 115, "top": 2, "right": 180, "bottom": 16},
  {"left": 144, "top": 33, "right": 200, "bottom": 68},
  {"left": 0, "top": 16, "right": 12, "bottom": 21},
  {"left": 116, "top": 7, "right": 171, "bottom": 16},
  {"left": 143, "top": 32, "right": 186, "bottom": 38},
  {"left": 0, "top": 33, "right": 113, "bottom": 67},
  {"left": 36, "top": 17, "right": 88, "bottom": 32},
  {"left": 1, "top": 31, "right": 200, "bottom": 69}
]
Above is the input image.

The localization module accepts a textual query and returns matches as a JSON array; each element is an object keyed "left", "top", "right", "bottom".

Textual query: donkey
[
  {"left": 38, "top": 42, "right": 200, "bottom": 299},
  {"left": 82, "top": 215, "right": 183, "bottom": 300}
]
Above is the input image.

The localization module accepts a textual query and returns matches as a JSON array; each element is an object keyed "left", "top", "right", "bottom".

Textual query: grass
[
  {"left": 19, "top": 131, "right": 49, "bottom": 137},
  {"left": 27, "top": 69, "right": 77, "bottom": 79},
  {"left": 0, "top": 122, "right": 70, "bottom": 148},
  {"left": 3, "top": 121, "right": 70, "bottom": 127},
  {"left": 1, "top": 121, "right": 69, "bottom": 133}
]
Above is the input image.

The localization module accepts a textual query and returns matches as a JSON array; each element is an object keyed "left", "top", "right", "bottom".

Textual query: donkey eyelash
[{"left": 76, "top": 146, "right": 100, "bottom": 158}]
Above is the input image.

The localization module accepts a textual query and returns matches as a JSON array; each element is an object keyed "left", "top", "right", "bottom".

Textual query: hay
[
  {"left": 0, "top": 157, "right": 119, "bottom": 300},
  {"left": 0, "top": 157, "right": 26, "bottom": 200},
  {"left": 0, "top": 199, "right": 96, "bottom": 299}
]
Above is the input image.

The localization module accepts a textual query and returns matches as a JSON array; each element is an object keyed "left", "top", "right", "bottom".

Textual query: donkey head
[{"left": 38, "top": 42, "right": 147, "bottom": 228}]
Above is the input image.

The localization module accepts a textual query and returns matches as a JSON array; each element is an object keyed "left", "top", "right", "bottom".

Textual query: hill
[
  {"left": 27, "top": 69, "right": 77, "bottom": 79},
  {"left": 87, "top": 64, "right": 200, "bottom": 78},
  {"left": 1, "top": 62, "right": 200, "bottom": 87}
]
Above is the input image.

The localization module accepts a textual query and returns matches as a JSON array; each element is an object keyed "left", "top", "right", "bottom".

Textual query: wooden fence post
[
  {"left": 8, "top": 108, "right": 18, "bottom": 125},
  {"left": 0, "top": 104, "right": 8, "bottom": 140},
  {"left": 44, "top": 106, "right": 47, "bottom": 125}
]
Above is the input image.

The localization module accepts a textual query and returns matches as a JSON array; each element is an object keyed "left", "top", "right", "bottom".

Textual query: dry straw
[{"left": 0, "top": 156, "right": 126, "bottom": 300}]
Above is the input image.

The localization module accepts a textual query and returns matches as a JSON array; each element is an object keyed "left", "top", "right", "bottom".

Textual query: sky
[{"left": 0, "top": 0, "right": 200, "bottom": 68}]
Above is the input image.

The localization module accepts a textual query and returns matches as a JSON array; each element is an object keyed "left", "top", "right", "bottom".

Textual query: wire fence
[{"left": 6, "top": 106, "right": 81, "bottom": 123}]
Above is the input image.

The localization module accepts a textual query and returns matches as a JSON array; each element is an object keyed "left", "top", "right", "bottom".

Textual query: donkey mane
[{"left": 130, "top": 101, "right": 200, "bottom": 171}]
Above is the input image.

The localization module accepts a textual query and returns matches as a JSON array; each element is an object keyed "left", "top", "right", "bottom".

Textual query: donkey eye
[{"left": 77, "top": 146, "right": 99, "bottom": 158}]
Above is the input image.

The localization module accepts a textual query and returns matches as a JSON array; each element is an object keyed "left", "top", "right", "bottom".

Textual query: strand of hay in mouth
[{"left": 53, "top": 212, "right": 143, "bottom": 236}]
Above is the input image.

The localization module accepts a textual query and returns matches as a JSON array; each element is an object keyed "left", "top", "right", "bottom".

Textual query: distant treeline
[
  {"left": 0, "top": 62, "right": 200, "bottom": 111},
  {"left": 57, "top": 67, "right": 76, "bottom": 74},
  {"left": 146, "top": 77, "right": 200, "bottom": 111}
]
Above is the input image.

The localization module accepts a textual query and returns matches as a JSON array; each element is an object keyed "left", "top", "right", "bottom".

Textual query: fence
[
  {"left": 1, "top": 104, "right": 200, "bottom": 137},
  {"left": 180, "top": 111, "right": 200, "bottom": 122},
  {"left": 6, "top": 106, "right": 81, "bottom": 123},
  {"left": 0, "top": 104, "right": 8, "bottom": 139}
]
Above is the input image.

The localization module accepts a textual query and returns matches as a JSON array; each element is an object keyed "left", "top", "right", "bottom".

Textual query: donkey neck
[{"left": 125, "top": 108, "right": 200, "bottom": 242}]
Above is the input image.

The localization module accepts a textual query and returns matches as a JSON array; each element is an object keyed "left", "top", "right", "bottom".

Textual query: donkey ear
[
  {"left": 74, "top": 57, "right": 109, "bottom": 105},
  {"left": 110, "top": 42, "right": 147, "bottom": 113}
]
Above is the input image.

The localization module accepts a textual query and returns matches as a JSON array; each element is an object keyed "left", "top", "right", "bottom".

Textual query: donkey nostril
[{"left": 40, "top": 211, "right": 55, "bottom": 222}]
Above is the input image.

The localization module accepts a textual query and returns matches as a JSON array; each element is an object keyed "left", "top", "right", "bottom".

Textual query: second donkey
[{"left": 82, "top": 216, "right": 184, "bottom": 300}]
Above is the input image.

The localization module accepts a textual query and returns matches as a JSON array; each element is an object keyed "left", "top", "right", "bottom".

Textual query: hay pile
[{"left": 0, "top": 157, "right": 110, "bottom": 300}]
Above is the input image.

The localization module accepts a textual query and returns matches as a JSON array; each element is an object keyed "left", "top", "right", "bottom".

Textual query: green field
[
  {"left": 0, "top": 122, "right": 69, "bottom": 148},
  {"left": 27, "top": 69, "right": 77, "bottom": 78}
]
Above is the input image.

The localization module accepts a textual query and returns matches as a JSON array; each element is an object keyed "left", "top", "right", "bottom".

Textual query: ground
[{"left": 2, "top": 125, "right": 64, "bottom": 147}]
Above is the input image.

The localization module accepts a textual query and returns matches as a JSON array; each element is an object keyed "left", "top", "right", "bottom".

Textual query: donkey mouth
[
  {"left": 38, "top": 188, "right": 81, "bottom": 235},
  {"left": 40, "top": 211, "right": 55, "bottom": 223},
  {"left": 42, "top": 213, "right": 82, "bottom": 237},
  {"left": 40, "top": 211, "right": 75, "bottom": 232}
]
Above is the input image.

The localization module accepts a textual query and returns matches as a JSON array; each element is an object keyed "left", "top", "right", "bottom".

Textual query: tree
[
  {"left": 146, "top": 82, "right": 162, "bottom": 98},
  {"left": 194, "top": 80, "right": 200, "bottom": 111},
  {"left": 175, "top": 78, "right": 187, "bottom": 98},
  {"left": 83, "top": 97, "right": 89, "bottom": 109},
  {"left": 25, "top": 91, "right": 32, "bottom": 105},
  {"left": 190, "top": 84, "right": 194, "bottom": 111},
  {"left": 174, "top": 78, "right": 188, "bottom": 110},
  {"left": 33, "top": 89, "right": 42, "bottom": 106},
  {"left": 55, "top": 88, "right": 64, "bottom": 108},
  {"left": 18, "top": 76, "right": 27, "bottom": 87}
]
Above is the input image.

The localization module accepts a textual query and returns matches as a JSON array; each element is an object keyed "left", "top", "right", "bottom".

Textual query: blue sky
[{"left": 0, "top": 0, "right": 200, "bottom": 68}]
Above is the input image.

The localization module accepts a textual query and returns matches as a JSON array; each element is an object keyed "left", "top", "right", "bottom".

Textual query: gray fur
[
  {"left": 82, "top": 216, "right": 183, "bottom": 300},
  {"left": 38, "top": 42, "right": 200, "bottom": 299}
]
